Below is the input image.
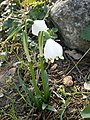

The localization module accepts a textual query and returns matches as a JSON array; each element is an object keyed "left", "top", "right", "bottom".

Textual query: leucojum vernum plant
[{"left": 17, "top": 19, "right": 64, "bottom": 111}]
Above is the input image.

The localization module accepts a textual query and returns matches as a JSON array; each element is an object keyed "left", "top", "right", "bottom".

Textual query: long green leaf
[
  {"left": 18, "top": 71, "right": 43, "bottom": 109},
  {"left": 14, "top": 83, "right": 30, "bottom": 105},
  {"left": 29, "top": 62, "right": 41, "bottom": 96},
  {"left": 44, "top": 70, "right": 50, "bottom": 99},
  {"left": 4, "top": 27, "right": 21, "bottom": 44},
  {"left": 18, "top": 72, "right": 35, "bottom": 104}
]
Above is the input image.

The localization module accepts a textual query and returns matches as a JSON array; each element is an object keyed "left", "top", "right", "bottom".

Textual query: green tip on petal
[
  {"left": 56, "top": 56, "right": 59, "bottom": 60},
  {"left": 60, "top": 55, "right": 64, "bottom": 60}
]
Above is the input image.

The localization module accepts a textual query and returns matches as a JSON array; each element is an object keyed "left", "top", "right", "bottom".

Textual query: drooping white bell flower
[
  {"left": 32, "top": 20, "right": 48, "bottom": 36},
  {"left": 44, "top": 39, "right": 64, "bottom": 63}
]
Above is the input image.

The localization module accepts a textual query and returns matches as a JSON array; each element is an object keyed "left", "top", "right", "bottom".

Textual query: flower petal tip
[{"left": 60, "top": 56, "right": 64, "bottom": 60}]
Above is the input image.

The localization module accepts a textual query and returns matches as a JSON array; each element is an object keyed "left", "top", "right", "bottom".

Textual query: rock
[
  {"left": 65, "top": 49, "right": 82, "bottom": 60},
  {"left": 50, "top": 0, "right": 90, "bottom": 53}
]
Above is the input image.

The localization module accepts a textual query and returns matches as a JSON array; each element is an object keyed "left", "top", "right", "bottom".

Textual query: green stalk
[{"left": 38, "top": 31, "right": 43, "bottom": 57}]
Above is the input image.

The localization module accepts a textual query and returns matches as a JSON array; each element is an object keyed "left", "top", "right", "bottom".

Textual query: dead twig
[{"left": 66, "top": 48, "right": 90, "bottom": 76}]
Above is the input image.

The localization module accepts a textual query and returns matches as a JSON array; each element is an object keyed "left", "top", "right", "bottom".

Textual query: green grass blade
[
  {"left": 59, "top": 97, "right": 70, "bottom": 120},
  {"left": 10, "top": 102, "right": 18, "bottom": 120},
  {"left": 3, "top": 27, "right": 21, "bottom": 45}
]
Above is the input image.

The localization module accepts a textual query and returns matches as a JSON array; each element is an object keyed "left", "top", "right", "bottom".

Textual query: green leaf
[
  {"left": 42, "top": 103, "right": 57, "bottom": 112},
  {"left": 80, "top": 25, "right": 90, "bottom": 41},
  {"left": 46, "top": 105, "right": 57, "bottom": 112},
  {"left": 44, "top": 70, "right": 50, "bottom": 99},
  {"left": 6, "top": 27, "right": 20, "bottom": 41},
  {"left": 43, "top": 31, "right": 51, "bottom": 40},
  {"left": 18, "top": 70, "right": 43, "bottom": 109},
  {"left": 42, "top": 103, "right": 48, "bottom": 110},
  {"left": 3, "top": 18, "right": 13, "bottom": 29},
  {"left": 3, "top": 26, "right": 21, "bottom": 45},
  {"left": 18, "top": 72, "right": 33, "bottom": 106},
  {"left": 48, "top": 28, "right": 58, "bottom": 39},
  {"left": 18, "top": 71, "right": 41, "bottom": 106},
  {"left": 81, "top": 105, "right": 90, "bottom": 118},
  {"left": 29, "top": 62, "right": 42, "bottom": 96},
  {"left": 14, "top": 83, "right": 29, "bottom": 105}
]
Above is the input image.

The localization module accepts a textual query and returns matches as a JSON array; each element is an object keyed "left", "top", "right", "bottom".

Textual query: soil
[{"left": 0, "top": 49, "right": 90, "bottom": 120}]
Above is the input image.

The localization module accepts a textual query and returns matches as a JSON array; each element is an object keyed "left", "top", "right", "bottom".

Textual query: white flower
[
  {"left": 32, "top": 20, "right": 48, "bottom": 36},
  {"left": 84, "top": 82, "right": 90, "bottom": 90},
  {"left": 44, "top": 39, "right": 64, "bottom": 63}
]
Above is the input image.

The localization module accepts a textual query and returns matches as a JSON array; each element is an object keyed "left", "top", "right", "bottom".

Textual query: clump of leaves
[
  {"left": 29, "top": 3, "right": 48, "bottom": 20},
  {"left": 80, "top": 25, "right": 90, "bottom": 41}
]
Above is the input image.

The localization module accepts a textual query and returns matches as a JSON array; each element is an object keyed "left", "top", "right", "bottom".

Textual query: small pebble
[{"left": 63, "top": 75, "right": 73, "bottom": 87}]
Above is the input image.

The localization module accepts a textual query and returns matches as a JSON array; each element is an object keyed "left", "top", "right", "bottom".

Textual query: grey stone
[{"left": 50, "top": 0, "right": 90, "bottom": 53}]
